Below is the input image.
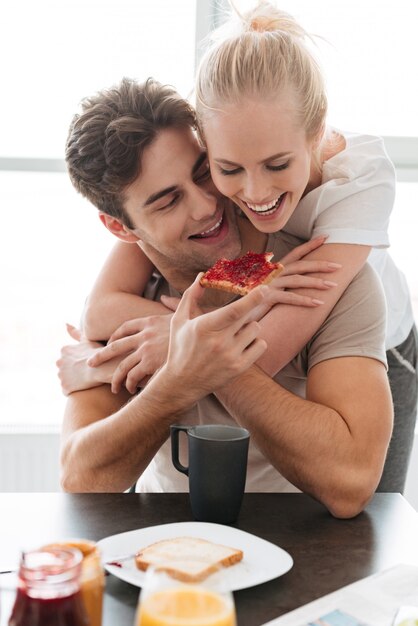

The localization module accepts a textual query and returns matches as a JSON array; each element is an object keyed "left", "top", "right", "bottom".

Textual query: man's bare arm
[
  {"left": 216, "top": 356, "right": 393, "bottom": 518},
  {"left": 61, "top": 385, "right": 163, "bottom": 492},
  {"left": 60, "top": 280, "right": 268, "bottom": 491}
]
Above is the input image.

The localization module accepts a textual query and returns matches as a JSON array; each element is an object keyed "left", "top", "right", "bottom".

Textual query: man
[{"left": 58, "top": 78, "right": 393, "bottom": 518}]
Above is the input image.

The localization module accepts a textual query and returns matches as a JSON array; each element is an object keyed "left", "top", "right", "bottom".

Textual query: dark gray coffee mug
[{"left": 170, "top": 424, "right": 250, "bottom": 524}]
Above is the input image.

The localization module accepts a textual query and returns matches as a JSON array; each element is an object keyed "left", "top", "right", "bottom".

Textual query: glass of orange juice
[{"left": 135, "top": 566, "right": 236, "bottom": 626}]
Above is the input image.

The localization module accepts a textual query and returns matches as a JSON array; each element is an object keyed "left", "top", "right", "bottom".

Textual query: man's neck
[{"left": 141, "top": 214, "right": 268, "bottom": 306}]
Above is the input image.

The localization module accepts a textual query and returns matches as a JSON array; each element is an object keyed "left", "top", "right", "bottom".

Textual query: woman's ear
[{"left": 99, "top": 212, "right": 140, "bottom": 243}]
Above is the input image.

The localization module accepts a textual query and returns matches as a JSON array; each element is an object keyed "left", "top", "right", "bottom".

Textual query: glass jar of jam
[
  {"left": 42, "top": 540, "right": 104, "bottom": 626},
  {"left": 8, "top": 547, "right": 89, "bottom": 626}
]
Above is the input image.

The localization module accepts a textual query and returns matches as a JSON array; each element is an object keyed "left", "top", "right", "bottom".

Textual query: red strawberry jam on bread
[{"left": 200, "top": 251, "right": 283, "bottom": 296}]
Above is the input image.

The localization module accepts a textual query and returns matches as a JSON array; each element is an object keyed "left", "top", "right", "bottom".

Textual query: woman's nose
[{"left": 243, "top": 173, "right": 273, "bottom": 205}]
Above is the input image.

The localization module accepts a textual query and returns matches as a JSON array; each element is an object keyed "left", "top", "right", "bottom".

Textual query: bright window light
[
  {"left": 0, "top": 0, "right": 197, "bottom": 158},
  {"left": 219, "top": 0, "right": 418, "bottom": 137}
]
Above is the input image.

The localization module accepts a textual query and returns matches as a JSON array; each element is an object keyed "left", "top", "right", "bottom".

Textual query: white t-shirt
[{"left": 284, "top": 129, "right": 413, "bottom": 349}]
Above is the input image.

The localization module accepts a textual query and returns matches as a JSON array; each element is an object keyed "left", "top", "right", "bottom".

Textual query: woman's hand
[
  {"left": 56, "top": 324, "right": 122, "bottom": 395},
  {"left": 86, "top": 315, "right": 172, "bottom": 394},
  {"left": 264, "top": 235, "right": 341, "bottom": 307}
]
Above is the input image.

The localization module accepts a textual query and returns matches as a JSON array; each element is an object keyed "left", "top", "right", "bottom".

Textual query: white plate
[{"left": 98, "top": 521, "right": 293, "bottom": 591}]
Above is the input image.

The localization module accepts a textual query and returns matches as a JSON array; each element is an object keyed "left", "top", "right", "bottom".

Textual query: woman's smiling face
[{"left": 202, "top": 94, "right": 320, "bottom": 234}]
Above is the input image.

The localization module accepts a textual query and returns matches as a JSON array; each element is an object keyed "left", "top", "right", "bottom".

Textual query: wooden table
[{"left": 1, "top": 493, "right": 417, "bottom": 626}]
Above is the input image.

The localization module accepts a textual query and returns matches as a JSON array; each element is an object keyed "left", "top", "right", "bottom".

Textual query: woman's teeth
[{"left": 245, "top": 193, "right": 285, "bottom": 215}]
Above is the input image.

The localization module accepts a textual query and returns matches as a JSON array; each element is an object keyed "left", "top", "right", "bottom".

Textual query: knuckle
[
  {"left": 117, "top": 363, "right": 128, "bottom": 377},
  {"left": 108, "top": 342, "right": 119, "bottom": 354}
]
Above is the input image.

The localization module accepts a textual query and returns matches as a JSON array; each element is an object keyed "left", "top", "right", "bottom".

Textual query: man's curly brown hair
[{"left": 66, "top": 77, "right": 196, "bottom": 227}]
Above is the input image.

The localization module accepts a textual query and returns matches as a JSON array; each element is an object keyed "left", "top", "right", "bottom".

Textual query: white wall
[
  {"left": 0, "top": 433, "right": 60, "bottom": 492},
  {"left": 0, "top": 432, "right": 416, "bottom": 511}
]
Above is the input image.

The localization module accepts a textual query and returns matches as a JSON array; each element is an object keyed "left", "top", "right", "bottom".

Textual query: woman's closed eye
[
  {"left": 217, "top": 161, "right": 290, "bottom": 176},
  {"left": 267, "top": 161, "right": 290, "bottom": 172},
  {"left": 218, "top": 166, "right": 242, "bottom": 176}
]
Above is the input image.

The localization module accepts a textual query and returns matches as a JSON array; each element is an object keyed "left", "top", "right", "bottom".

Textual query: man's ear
[{"left": 99, "top": 212, "right": 140, "bottom": 243}]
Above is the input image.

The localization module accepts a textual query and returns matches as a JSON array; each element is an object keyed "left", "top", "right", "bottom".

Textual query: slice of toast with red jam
[{"left": 200, "top": 251, "right": 283, "bottom": 296}]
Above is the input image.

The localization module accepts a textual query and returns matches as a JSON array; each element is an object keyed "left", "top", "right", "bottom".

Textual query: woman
[{"left": 192, "top": 1, "right": 417, "bottom": 492}]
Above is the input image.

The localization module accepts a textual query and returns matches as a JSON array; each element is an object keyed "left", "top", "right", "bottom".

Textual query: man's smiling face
[{"left": 122, "top": 126, "right": 242, "bottom": 276}]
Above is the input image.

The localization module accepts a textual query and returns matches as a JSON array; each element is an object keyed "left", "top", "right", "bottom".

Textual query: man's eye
[
  {"left": 158, "top": 194, "right": 180, "bottom": 211},
  {"left": 267, "top": 162, "right": 290, "bottom": 172}
]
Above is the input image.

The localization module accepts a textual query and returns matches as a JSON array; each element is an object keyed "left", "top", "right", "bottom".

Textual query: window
[
  {"left": 1, "top": 0, "right": 197, "bottom": 159},
  {"left": 215, "top": 0, "right": 418, "bottom": 139}
]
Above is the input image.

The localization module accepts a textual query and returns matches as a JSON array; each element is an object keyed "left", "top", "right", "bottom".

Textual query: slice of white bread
[{"left": 135, "top": 536, "right": 243, "bottom": 582}]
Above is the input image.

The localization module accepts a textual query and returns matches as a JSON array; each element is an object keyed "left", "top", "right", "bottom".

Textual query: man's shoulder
[{"left": 341, "top": 262, "right": 385, "bottom": 310}]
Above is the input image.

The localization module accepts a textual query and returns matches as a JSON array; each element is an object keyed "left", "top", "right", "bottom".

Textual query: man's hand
[
  {"left": 86, "top": 315, "right": 172, "bottom": 394},
  {"left": 160, "top": 274, "right": 268, "bottom": 396}
]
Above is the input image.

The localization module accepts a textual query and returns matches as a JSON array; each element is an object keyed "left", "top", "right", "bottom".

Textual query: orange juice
[
  {"left": 43, "top": 539, "right": 104, "bottom": 626},
  {"left": 137, "top": 586, "right": 236, "bottom": 626}
]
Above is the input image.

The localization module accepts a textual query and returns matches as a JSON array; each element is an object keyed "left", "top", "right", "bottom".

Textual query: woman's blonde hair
[{"left": 195, "top": 0, "right": 327, "bottom": 142}]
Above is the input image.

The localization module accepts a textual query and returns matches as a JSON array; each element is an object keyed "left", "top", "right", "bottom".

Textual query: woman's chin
[{"left": 244, "top": 211, "right": 284, "bottom": 234}]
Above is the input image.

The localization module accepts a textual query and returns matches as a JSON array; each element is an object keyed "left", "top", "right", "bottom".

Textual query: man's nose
[{"left": 189, "top": 184, "right": 218, "bottom": 220}]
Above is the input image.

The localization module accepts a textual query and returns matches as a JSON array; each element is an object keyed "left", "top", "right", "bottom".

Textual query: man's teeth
[
  {"left": 198, "top": 217, "right": 222, "bottom": 236},
  {"left": 246, "top": 194, "right": 284, "bottom": 214}
]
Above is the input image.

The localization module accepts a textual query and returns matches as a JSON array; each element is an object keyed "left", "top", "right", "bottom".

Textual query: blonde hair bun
[
  {"left": 243, "top": 1, "right": 307, "bottom": 39},
  {"left": 196, "top": 0, "right": 327, "bottom": 143}
]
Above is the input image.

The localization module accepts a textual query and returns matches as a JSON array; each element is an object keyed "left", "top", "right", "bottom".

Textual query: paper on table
[{"left": 262, "top": 563, "right": 418, "bottom": 626}]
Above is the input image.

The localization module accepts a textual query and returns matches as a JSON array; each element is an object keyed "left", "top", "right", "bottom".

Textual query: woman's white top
[{"left": 284, "top": 129, "right": 413, "bottom": 349}]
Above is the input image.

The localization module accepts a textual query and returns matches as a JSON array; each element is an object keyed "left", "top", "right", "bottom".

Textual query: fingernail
[
  {"left": 312, "top": 299, "right": 324, "bottom": 305},
  {"left": 323, "top": 281, "right": 338, "bottom": 287},
  {"left": 327, "top": 263, "right": 342, "bottom": 269}
]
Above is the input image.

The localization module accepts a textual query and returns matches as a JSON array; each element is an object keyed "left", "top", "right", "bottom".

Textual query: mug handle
[{"left": 170, "top": 425, "right": 189, "bottom": 475}]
